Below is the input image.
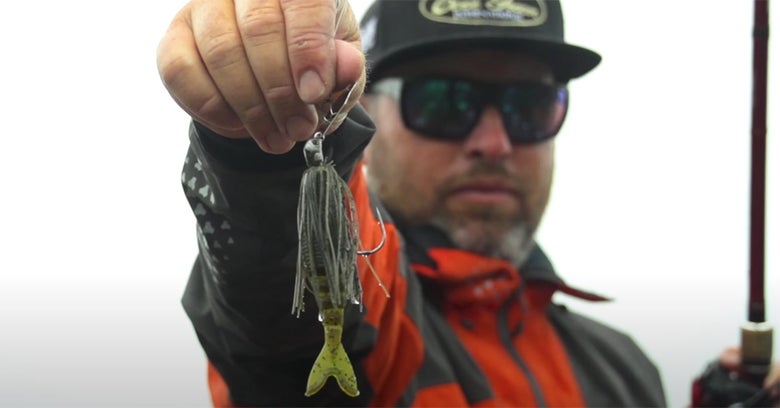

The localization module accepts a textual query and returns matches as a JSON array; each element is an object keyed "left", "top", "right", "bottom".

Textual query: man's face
[{"left": 363, "top": 49, "right": 557, "bottom": 265}]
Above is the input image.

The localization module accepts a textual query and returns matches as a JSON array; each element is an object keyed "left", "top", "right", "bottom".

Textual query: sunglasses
[{"left": 369, "top": 77, "right": 569, "bottom": 144}]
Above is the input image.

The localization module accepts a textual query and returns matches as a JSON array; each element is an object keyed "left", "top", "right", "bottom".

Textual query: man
[{"left": 157, "top": 0, "right": 775, "bottom": 406}]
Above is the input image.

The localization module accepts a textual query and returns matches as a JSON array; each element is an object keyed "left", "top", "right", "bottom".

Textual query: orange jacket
[{"left": 181, "top": 110, "right": 666, "bottom": 407}]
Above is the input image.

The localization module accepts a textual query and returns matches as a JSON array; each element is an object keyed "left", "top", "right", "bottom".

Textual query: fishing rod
[
  {"left": 740, "top": 0, "right": 773, "bottom": 387},
  {"left": 691, "top": 2, "right": 774, "bottom": 406}
]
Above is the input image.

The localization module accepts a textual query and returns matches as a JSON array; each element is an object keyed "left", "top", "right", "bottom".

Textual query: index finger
[
  {"left": 280, "top": 0, "right": 340, "bottom": 103},
  {"left": 285, "top": 0, "right": 366, "bottom": 139},
  {"left": 235, "top": 0, "right": 340, "bottom": 147}
]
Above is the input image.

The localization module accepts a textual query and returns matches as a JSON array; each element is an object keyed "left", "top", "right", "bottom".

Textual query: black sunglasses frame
[{"left": 369, "top": 77, "right": 569, "bottom": 144}]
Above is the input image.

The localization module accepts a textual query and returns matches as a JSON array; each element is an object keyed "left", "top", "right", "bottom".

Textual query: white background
[{"left": 0, "top": 0, "right": 776, "bottom": 407}]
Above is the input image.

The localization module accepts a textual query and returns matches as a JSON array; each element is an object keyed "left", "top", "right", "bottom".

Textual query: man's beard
[
  {"left": 430, "top": 207, "right": 536, "bottom": 267},
  {"left": 429, "top": 160, "right": 539, "bottom": 266},
  {"left": 366, "top": 158, "right": 543, "bottom": 267}
]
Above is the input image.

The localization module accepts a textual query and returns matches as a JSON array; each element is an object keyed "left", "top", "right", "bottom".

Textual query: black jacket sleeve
[{"left": 179, "top": 107, "right": 376, "bottom": 406}]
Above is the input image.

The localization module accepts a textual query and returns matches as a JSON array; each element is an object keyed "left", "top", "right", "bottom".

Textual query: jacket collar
[{"left": 398, "top": 223, "right": 610, "bottom": 303}]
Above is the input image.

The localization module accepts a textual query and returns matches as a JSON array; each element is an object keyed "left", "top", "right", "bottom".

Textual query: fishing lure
[{"left": 292, "top": 82, "right": 385, "bottom": 398}]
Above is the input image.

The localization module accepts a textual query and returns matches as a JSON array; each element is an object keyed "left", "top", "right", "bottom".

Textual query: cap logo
[{"left": 419, "top": 0, "right": 547, "bottom": 27}]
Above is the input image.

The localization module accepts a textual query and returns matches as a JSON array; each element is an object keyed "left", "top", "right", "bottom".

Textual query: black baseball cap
[{"left": 360, "top": 0, "right": 601, "bottom": 82}]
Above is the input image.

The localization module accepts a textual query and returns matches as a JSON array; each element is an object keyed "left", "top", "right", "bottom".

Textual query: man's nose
[{"left": 462, "top": 107, "right": 512, "bottom": 159}]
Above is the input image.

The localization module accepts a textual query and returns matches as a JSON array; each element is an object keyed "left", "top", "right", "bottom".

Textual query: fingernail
[
  {"left": 286, "top": 116, "right": 315, "bottom": 140},
  {"left": 264, "top": 131, "right": 295, "bottom": 154},
  {"left": 299, "top": 70, "right": 325, "bottom": 103},
  {"left": 253, "top": 133, "right": 273, "bottom": 153}
]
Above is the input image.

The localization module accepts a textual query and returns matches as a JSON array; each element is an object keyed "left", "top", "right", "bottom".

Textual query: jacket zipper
[{"left": 498, "top": 295, "right": 548, "bottom": 407}]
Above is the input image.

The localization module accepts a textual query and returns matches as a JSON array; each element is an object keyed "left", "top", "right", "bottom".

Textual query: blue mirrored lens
[{"left": 400, "top": 78, "right": 568, "bottom": 144}]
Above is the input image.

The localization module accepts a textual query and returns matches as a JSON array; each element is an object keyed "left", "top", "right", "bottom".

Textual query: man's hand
[
  {"left": 692, "top": 347, "right": 780, "bottom": 407},
  {"left": 157, "top": 0, "right": 366, "bottom": 154},
  {"left": 719, "top": 347, "right": 780, "bottom": 391}
]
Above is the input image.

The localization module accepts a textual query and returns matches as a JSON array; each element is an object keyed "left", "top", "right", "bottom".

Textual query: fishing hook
[{"left": 357, "top": 210, "right": 386, "bottom": 256}]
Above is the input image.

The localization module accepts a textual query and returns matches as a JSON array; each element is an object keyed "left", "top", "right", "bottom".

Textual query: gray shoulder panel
[{"left": 548, "top": 304, "right": 667, "bottom": 407}]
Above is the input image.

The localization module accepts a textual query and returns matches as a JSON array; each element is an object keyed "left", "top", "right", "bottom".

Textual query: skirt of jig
[{"left": 293, "top": 161, "right": 362, "bottom": 316}]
